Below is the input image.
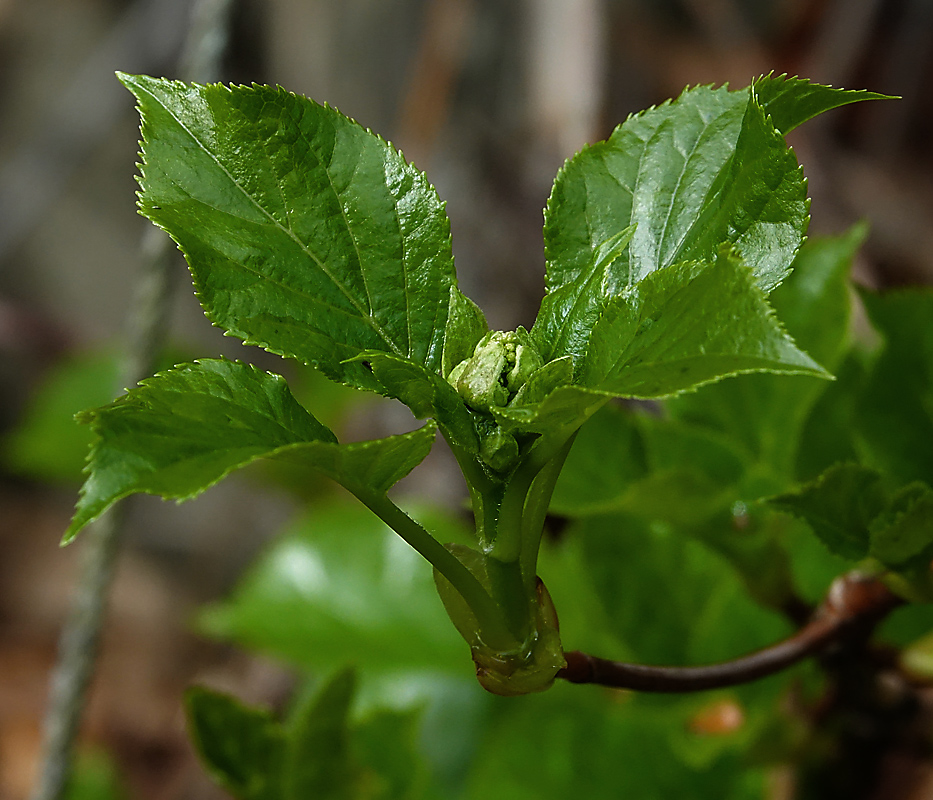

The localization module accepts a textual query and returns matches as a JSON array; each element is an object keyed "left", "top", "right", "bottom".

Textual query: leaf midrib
[{"left": 139, "top": 81, "right": 403, "bottom": 357}]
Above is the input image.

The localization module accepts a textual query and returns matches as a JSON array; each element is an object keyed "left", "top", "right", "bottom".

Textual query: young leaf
[
  {"left": 532, "top": 226, "right": 636, "bottom": 363},
  {"left": 581, "top": 248, "right": 829, "bottom": 399},
  {"left": 753, "top": 73, "right": 895, "bottom": 134},
  {"left": 767, "top": 463, "right": 888, "bottom": 561},
  {"left": 284, "top": 669, "right": 357, "bottom": 800},
  {"left": 441, "top": 287, "right": 489, "bottom": 379},
  {"left": 66, "top": 359, "right": 435, "bottom": 542},
  {"left": 361, "top": 352, "right": 479, "bottom": 452},
  {"left": 119, "top": 73, "right": 457, "bottom": 392},
  {"left": 185, "top": 687, "right": 285, "bottom": 800},
  {"left": 542, "top": 82, "right": 806, "bottom": 332}
]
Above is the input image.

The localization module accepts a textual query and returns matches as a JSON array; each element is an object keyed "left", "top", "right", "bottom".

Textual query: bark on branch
[{"left": 558, "top": 571, "right": 902, "bottom": 693}]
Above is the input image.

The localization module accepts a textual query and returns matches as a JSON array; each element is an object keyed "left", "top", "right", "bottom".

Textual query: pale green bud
[{"left": 449, "top": 328, "right": 543, "bottom": 412}]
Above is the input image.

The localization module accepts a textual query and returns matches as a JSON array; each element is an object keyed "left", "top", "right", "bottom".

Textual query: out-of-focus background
[{"left": 0, "top": 0, "right": 931, "bottom": 797}]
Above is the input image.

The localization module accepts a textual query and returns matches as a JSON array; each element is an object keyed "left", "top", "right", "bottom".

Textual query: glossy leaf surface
[
  {"left": 541, "top": 83, "right": 805, "bottom": 328},
  {"left": 120, "top": 73, "right": 457, "bottom": 391},
  {"left": 753, "top": 74, "right": 894, "bottom": 134}
]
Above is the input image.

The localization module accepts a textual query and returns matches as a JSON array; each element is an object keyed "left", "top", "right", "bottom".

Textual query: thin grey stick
[{"left": 30, "top": 2, "right": 234, "bottom": 798}]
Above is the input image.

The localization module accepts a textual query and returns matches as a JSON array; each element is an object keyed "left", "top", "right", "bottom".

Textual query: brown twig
[{"left": 558, "top": 571, "right": 902, "bottom": 693}]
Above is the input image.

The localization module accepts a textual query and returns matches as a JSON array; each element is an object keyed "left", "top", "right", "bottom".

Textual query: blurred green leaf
[
  {"left": 3, "top": 350, "right": 121, "bottom": 484},
  {"left": 856, "top": 288, "right": 933, "bottom": 486},
  {"left": 285, "top": 668, "right": 357, "bottom": 800},
  {"left": 550, "top": 404, "right": 647, "bottom": 515},
  {"left": 768, "top": 463, "right": 888, "bottom": 561},
  {"left": 795, "top": 352, "right": 867, "bottom": 481},
  {"left": 185, "top": 687, "right": 285, "bottom": 800},
  {"left": 576, "top": 513, "right": 788, "bottom": 666},
  {"left": 354, "top": 708, "right": 431, "bottom": 799},
  {"left": 468, "top": 685, "right": 767, "bottom": 800},
  {"left": 869, "top": 482, "right": 933, "bottom": 569},
  {"left": 199, "top": 501, "right": 467, "bottom": 675}
]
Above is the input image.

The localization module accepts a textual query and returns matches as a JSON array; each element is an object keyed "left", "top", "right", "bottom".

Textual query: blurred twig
[
  {"left": 0, "top": 0, "right": 195, "bottom": 264},
  {"left": 30, "top": 2, "right": 235, "bottom": 799}
]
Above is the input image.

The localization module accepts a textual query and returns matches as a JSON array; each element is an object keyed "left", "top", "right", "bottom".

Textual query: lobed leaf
[
  {"left": 120, "top": 73, "right": 457, "bottom": 392},
  {"left": 66, "top": 359, "right": 435, "bottom": 542}
]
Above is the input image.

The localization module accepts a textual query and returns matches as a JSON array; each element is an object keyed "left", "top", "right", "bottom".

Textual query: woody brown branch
[{"left": 558, "top": 571, "right": 902, "bottom": 693}]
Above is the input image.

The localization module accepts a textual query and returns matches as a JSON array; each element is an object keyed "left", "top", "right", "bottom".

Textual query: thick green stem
[
  {"left": 352, "top": 490, "right": 515, "bottom": 650},
  {"left": 443, "top": 433, "right": 501, "bottom": 547}
]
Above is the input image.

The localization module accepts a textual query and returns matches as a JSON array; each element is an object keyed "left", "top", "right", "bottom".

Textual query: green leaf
[
  {"left": 870, "top": 482, "right": 933, "bottom": 569},
  {"left": 285, "top": 668, "right": 357, "bottom": 800},
  {"left": 532, "top": 226, "right": 636, "bottom": 363},
  {"left": 490, "top": 384, "right": 608, "bottom": 438},
  {"left": 66, "top": 359, "right": 435, "bottom": 542},
  {"left": 198, "top": 501, "right": 466, "bottom": 674},
  {"left": 119, "top": 73, "right": 457, "bottom": 391},
  {"left": 468, "top": 685, "right": 768, "bottom": 800},
  {"left": 576, "top": 513, "right": 788, "bottom": 666},
  {"left": 185, "top": 687, "right": 285, "bottom": 800},
  {"left": 767, "top": 463, "right": 888, "bottom": 561},
  {"left": 795, "top": 353, "right": 867, "bottom": 481},
  {"left": 754, "top": 73, "right": 895, "bottom": 134},
  {"left": 549, "top": 404, "right": 648, "bottom": 515},
  {"left": 541, "top": 83, "right": 807, "bottom": 347},
  {"left": 856, "top": 288, "right": 933, "bottom": 486},
  {"left": 354, "top": 708, "right": 431, "bottom": 800},
  {"left": 441, "top": 288, "right": 488, "bottom": 379},
  {"left": 667, "top": 225, "right": 863, "bottom": 475},
  {"left": 3, "top": 350, "right": 121, "bottom": 484},
  {"left": 581, "top": 248, "right": 829, "bottom": 399},
  {"left": 362, "top": 353, "right": 478, "bottom": 452}
]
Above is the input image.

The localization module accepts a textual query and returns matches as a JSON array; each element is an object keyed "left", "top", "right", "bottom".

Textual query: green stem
[
  {"left": 519, "top": 432, "right": 577, "bottom": 592},
  {"left": 351, "top": 490, "right": 515, "bottom": 650},
  {"left": 491, "top": 430, "right": 577, "bottom": 564},
  {"left": 443, "top": 433, "right": 501, "bottom": 547}
]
